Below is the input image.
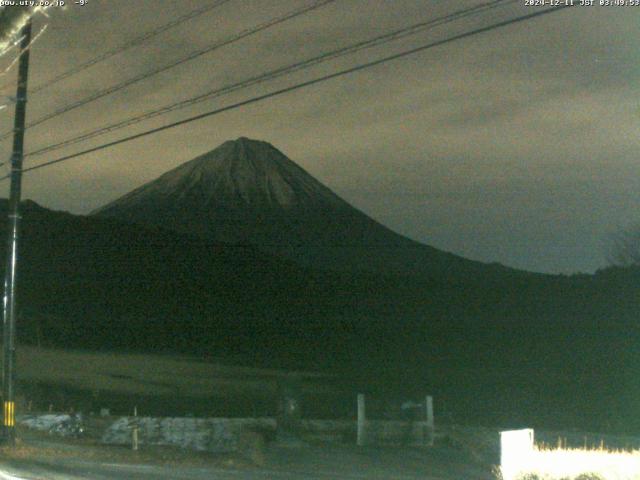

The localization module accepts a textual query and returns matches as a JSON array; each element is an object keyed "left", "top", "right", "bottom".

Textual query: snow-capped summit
[{"left": 103, "top": 137, "right": 347, "bottom": 211}]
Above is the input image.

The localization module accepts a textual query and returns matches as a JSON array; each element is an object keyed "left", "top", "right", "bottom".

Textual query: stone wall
[
  {"left": 102, "top": 417, "right": 276, "bottom": 452},
  {"left": 19, "top": 413, "right": 434, "bottom": 452}
]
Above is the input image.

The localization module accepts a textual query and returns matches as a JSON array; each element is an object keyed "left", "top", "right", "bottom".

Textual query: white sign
[{"left": 500, "top": 428, "right": 534, "bottom": 480}]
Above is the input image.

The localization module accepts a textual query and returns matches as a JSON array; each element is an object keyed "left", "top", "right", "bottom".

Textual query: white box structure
[{"left": 500, "top": 428, "right": 534, "bottom": 480}]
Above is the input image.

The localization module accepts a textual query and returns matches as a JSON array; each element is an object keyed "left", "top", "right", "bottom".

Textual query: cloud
[{"left": 2, "top": 0, "right": 638, "bottom": 273}]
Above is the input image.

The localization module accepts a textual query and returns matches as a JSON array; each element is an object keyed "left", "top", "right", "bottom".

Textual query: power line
[
  {"left": 26, "top": 0, "right": 515, "bottom": 159},
  {"left": 0, "top": 0, "right": 335, "bottom": 144},
  {"left": 2, "top": 4, "right": 571, "bottom": 181},
  {"left": 0, "top": 0, "right": 233, "bottom": 97}
]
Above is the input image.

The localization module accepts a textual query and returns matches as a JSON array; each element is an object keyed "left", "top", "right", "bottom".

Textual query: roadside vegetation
[{"left": 499, "top": 444, "right": 640, "bottom": 480}]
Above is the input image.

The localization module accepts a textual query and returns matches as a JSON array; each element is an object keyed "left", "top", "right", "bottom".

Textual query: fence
[{"left": 356, "top": 393, "right": 434, "bottom": 447}]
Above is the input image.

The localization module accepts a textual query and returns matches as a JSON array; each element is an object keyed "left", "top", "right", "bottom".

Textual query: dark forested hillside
[{"left": 1, "top": 199, "right": 638, "bottom": 432}]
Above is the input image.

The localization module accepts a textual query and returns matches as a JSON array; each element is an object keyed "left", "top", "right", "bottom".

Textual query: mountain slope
[{"left": 92, "top": 137, "right": 510, "bottom": 277}]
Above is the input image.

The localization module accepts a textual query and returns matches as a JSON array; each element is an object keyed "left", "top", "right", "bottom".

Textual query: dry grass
[
  {"left": 17, "top": 346, "right": 281, "bottom": 397},
  {"left": 499, "top": 444, "right": 640, "bottom": 480},
  {"left": 15, "top": 345, "right": 332, "bottom": 399}
]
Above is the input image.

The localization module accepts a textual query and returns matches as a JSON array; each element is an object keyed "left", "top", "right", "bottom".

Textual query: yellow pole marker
[{"left": 3, "top": 401, "right": 14, "bottom": 426}]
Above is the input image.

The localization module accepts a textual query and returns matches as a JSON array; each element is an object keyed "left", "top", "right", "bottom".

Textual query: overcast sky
[{"left": 0, "top": 0, "right": 636, "bottom": 274}]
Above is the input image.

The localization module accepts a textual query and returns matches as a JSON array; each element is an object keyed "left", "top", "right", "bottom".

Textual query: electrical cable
[
  {"left": 0, "top": 0, "right": 234, "bottom": 96},
  {"left": 25, "top": 0, "right": 515, "bottom": 159},
  {"left": 0, "top": 0, "right": 337, "bottom": 143},
  {"left": 0, "top": 4, "right": 571, "bottom": 182}
]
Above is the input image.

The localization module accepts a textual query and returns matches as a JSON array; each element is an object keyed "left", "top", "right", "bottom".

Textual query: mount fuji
[{"left": 93, "top": 137, "right": 510, "bottom": 277}]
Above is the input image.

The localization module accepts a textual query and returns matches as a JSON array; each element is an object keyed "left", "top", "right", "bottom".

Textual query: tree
[{"left": 608, "top": 225, "right": 640, "bottom": 267}]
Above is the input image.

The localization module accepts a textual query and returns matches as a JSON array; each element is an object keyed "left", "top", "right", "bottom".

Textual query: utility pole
[{"left": 2, "top": 19, "right": 32, "bottom": 445}]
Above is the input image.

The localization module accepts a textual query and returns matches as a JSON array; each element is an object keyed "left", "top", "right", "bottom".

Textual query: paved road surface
[{"left": 0, "top": 443, "right": 494, "bottom": 479}]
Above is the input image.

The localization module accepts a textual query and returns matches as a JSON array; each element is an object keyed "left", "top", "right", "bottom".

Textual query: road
[{"left": 0, "top": 443, "right": 494, "bottom": 479}]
